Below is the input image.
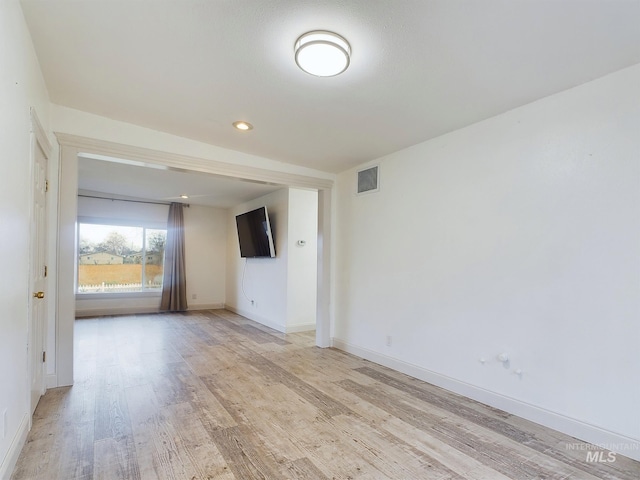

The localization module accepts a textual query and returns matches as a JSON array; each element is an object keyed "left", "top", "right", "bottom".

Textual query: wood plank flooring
[{"left": 11, "top": 310, "right": 640, "bottom": 479}]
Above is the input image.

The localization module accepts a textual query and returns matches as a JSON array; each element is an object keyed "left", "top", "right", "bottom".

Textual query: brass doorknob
[{"left": 33, "top": 291, "right": 45, "bottom": 299}]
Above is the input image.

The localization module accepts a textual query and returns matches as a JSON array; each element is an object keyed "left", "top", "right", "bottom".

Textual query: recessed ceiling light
[
  {"left": 233, "top": 121, "right": 253, "bottom": 131},
  {"left": 180, "top": 194, "right": 189, "bottom": 199},
  {"left": 294, "top": 30, "right": 351, "bottom": 77}
]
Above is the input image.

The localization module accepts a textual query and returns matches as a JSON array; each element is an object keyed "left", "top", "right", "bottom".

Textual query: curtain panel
[{"left": 160, "top": 202, "right": 188, "bottom": 312}]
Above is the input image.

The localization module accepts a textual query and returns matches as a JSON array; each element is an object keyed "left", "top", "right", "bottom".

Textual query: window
[{"left": 77, "top": 223, "right": 166, "bottom": 294}]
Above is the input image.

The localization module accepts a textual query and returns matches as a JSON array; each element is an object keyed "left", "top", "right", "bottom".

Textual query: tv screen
[{"left": 235, "top": 206, "right": 276, "bottom": 258}]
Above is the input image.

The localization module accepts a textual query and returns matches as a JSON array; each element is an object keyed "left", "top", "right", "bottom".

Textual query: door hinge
[
  {"left": 42, "top": 351, "right": 46, "bottom": 363},
  {"left": 44, "top": 265, "right": 48, "bottom": 278},
  {"left": 45, "top": 180, "right": 49, "bottom": 192}
]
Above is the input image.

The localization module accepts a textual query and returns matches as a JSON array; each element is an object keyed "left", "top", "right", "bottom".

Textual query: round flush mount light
[
  {"left": 294, "top": 30, "right": 351, "bottom": 77},
  {"left": 233, "top": 121, "right": 253, "bottom": 131}
]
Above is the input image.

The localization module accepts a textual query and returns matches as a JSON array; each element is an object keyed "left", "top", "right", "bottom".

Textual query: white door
[{"left": 29, "top": 130, "right": 48, "bottom": 414}]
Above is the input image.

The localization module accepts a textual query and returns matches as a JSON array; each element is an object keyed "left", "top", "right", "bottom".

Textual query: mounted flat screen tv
[{"left": 235, "top": 206, "right": 276, "bottom": 258}]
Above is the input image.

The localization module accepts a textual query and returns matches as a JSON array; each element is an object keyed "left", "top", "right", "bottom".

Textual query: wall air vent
[{"left": 356, "top": 165, "right": 379, "bottom": 195}]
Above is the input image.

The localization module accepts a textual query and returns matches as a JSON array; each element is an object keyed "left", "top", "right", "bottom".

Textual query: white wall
[
  {"left": 226, "top": 188, "right": 318, "bottom": 332},
  {"left": 75, "top": 196, "right": 227, "bottom": 316},
  {"left": 226, "top": 189, "right": 290, "bottom": 331},
  {"left": 0, "top": 1, "right": 52, "bottom": 476},
  {"left": 287, "top": 189, "right": 318, "bottom": 331},
  {"left": 334, "top": 65, "right": 640, "bottom": 459},
  {"left": 183, "top": 204, "right": 227, "bottom": 309}
]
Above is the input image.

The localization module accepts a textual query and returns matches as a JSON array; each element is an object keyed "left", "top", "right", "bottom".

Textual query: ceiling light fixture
[
  {"left": 233, "top": 121, "right": 253, "bottom": 131},
  {"left": 180, "top": 194, "right": 189, "bottom": 199},
  {"left": 294, "top": 30, "right": 351, "bottom": 77}
]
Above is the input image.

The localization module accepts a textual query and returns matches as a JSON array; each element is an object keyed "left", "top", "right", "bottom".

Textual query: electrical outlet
[
  {"left": 386, "top": 335, "right": 392, "bottom": 347},
  {"left": 1, "top": 408, "right": 6, "bottom": 440},
  {"left": 191, "top": 293, "right": 197, "bottom": 300}
]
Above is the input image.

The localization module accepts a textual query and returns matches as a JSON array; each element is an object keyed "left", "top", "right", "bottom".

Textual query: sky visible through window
[{"left": 79, "top": 224, "right": 142, "bottom": 252}]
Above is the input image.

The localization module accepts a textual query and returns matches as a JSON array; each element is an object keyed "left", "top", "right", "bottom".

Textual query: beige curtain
[{"left": 160, "top": 203, "right": 187, "bottom": 311}]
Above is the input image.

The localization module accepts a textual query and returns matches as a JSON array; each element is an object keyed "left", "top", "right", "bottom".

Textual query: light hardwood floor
[{"left": 11, "top": 310, "right": 639, "bottom": 479}]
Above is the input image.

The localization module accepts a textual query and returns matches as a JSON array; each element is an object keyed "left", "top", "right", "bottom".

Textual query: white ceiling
[
  {"left": 77, "top": 155, "right": 282, "bottom": 208},
  {"left": 21, "top": 0, "right": 640, "bottom": 204}
]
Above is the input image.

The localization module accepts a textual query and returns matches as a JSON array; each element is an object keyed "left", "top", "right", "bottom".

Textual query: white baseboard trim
[
  {"left": 0, "top": 412, "right": 29, "bottom": 480},
  {"left": 188, "top": 303, "right": 224, "bottom": 311},
  {"left": 331, "top": 338, "right": 640, "bottom": 462},
  {"left": 285, "top": 323, "right": 316, "bottom": 333},
  {"left": 76, "top": 303, "right": 225, "bottom": 318},
  {"left": 45, "top": 373, "right": 58, "bottom": 389},
  {"left": 225, "top": 304, "right": 286, "bottom": 333},
  {"left": 75, "top": 306, "right": 161, "bottom": 317}
]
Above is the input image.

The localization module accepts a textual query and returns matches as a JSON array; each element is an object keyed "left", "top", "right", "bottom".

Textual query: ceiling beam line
[
  {"left": 77, "top": 194, "right": 189, "bottom": 207},
  {"left": 55, "top": 133, "right": 334, "bottom": 191}
]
